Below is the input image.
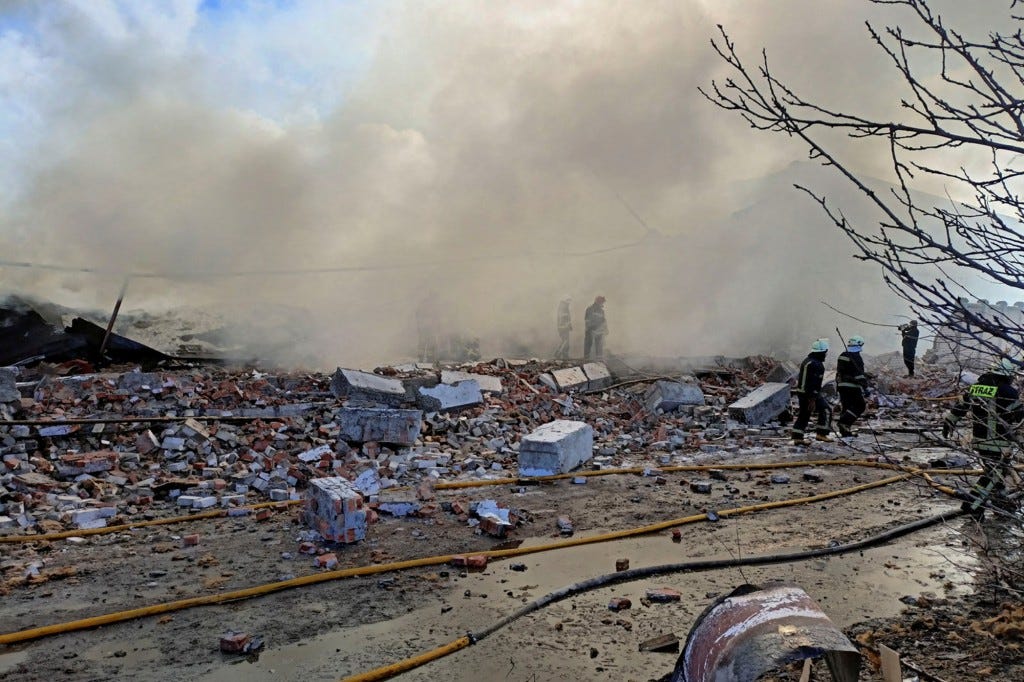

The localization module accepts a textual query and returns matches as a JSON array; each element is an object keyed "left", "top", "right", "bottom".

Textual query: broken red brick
[
  {"left": 608, "top": 597, "right": 632, "bottom": 612},
  {"left": 615, "top": 558, "right": 630, "bottom": 572},
  {"left": 645, "top": 587, "right": 682, "bottom": 603},
  {"left": 220, "top": 631, "right": 250, "bottom": 653},
  {"left": 451, "top": 554, "right": 488, "bottom": 569},
  {"left": 298, "top": 542, "right": 318, "bottom": 555},
  {"left": 254, "top": 509, "right": 272, "bottom": 522},
  {"left": 671, "top": 529, "right": 682, "bottom": 542},
  {"left": 478, "top": 516, "right": 510, "bottom": 538},
  {"left": 181, "top": 534, "right": 200, "bottom": 547},
  {"left": 314, "top": 553, "right": 339, "bottom": 569}
]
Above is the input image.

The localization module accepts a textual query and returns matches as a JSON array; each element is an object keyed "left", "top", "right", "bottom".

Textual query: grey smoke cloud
[{"left": 0, "top": 0, "right": 1002, "bottom": 366}]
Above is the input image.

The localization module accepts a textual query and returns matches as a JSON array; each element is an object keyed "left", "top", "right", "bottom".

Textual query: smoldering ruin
[{"left": 2, "top": 2, "right": 1024, "bottom": 682}]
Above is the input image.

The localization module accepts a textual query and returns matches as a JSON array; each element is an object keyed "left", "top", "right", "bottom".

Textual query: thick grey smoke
[{"left": 1, "top": 0, "right": 1005, "bottom": 366}]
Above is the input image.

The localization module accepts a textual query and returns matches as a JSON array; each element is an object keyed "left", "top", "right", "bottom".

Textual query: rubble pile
[{"left": 0, "top": 353, "right": 931, "bottom": 539}]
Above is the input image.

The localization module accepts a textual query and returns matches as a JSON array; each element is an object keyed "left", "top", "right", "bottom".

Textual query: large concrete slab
[
  {"left": 518, "top": 420, "right": 594, "bottom": 477},
  {"left": 417, "top": 380, "right": 483, "bottom": 412},
  {"left": 441, "top": 370, "right": 503, "bottom": 394},
  {"left": 548, "top": 367, "right": 589, "bottom": 392},
  {"left": 645, "top": 380, "right": 705, "bottom": 412},
  {"left": 728, "top": 382, "right": 791, "bottom": 425},
  {"left": 336, "top": 407, "right": 423, "bottom": 445},
  {"left": 330, "top": 368, "right": 409, "bottom": 407},
  {"left": 582, "top": 362, "right": 613, "bottom": 391},
  {"left": 304, "top": 477, "right": 367, "bottom": 544}
]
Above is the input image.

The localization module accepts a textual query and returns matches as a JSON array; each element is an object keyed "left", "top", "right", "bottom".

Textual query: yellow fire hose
[
  {"left": 0, "top": 458, "right": 958, "bottom": 545},
  {"left": 0, "top": 472, "right": 918, "bottom": 647},
  {"left": 340, "top": 507, "right": 961, "bottom": 682}
]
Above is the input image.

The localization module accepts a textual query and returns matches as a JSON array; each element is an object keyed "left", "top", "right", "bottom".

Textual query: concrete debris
[
  {"left": 416, "top": 379, "right": 483, "bottom": 412},
  {"left": 582, "top": 362, "right": 613, "bottom": 391},
  {"left": 728, "top": 383, "right": 790, "bottom": 425},
  {"left": 546, "top": 366, "right": 590, "bottom": 392},
  {"left": 304, "top": 477, "right": 367, "bottom": 544},
  {"left": 336, "top": 407, "right": 423, "bottom": 446},
  {"left": 645, "top": 381, "right": 705, "bottom": 413},
  {"left": 518, "top": 420, "right": 594, "bottom": 476},
  {"left": 330, "top": 368, "right": 409, "bottom": 407},
  {"left": 0, "top": 367, "right": 20, "bottom": 404},
  {"left": 765, "top": 360, "right": 799, "bottom": 384},
  {"left": 441, "top": 370, "right": 503, "bottom": 394}
]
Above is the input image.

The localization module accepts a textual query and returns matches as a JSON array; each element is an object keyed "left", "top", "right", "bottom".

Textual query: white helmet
[
  {"left": 847, "top": 335, "right": 865, "bottom": 351},
  {"left": 810, "top": 338, "right": 830, "bottom": 353},
  {"left": 991, "top": 357, "right": 1017, "bottom": 376}
]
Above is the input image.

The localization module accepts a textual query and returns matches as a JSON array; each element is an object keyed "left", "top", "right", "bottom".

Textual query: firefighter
[
  {"left": 792, "top": 338, "right": 834, "bottom": 445},
  {"left": 555, "top": 296, "right": 572, "bottom": 360},
  {"left": 943, "top": 357, "right": 1024, "bottom": 519},
  {"left": 899, "top": 319, "right": 920, "bottom": 377},
  {"left": 836, "top": 335, "right": 869, "bottom": 437},
  {"left": 583, "top": 295, "right": 608, "bottom": 360}
]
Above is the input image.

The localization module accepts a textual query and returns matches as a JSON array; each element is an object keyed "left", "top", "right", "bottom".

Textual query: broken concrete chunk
[
  {"left": 548, "top": 367, "right": 589, "bottom": 392},
  {"left": 689, "top": 480, "right": 713, "bottom": 494},
  {"left": 645, "top": 380, "right": 705, "bottom": 412},
  {"left": 118, "top": 371, "right": 162, "bottom": 391},
  {"left": 336, "top": 407, "right": 423, "bottom": 446},
  {"left": 582, "top": 362, "right": 613, "bottom": 391},
  {"left": 304, "top": 477, "right": 366, "bottom": 544},
  {"left": 728, "top": 382, "right": 790, "bottom": 425},
  {"left": 0, "top": 367, "right": 20, "bottom": 404},
  {"left": 802, "top": 469, "right": 826, "bottom": 483},
  {"left": 518, "top": 420, "right": 594, "bottom": 476},
  {"left": 765, "top": 360, "right": 800, "bottom": 384},
  {"left": 329, "top": 368, "right": 409, "bottom": 407},
  {"left": 416, "top": 380, "right": 483, "bottom": 412},
  {"left": 441, "top": 370, "right": 503, "bottom": 394}
]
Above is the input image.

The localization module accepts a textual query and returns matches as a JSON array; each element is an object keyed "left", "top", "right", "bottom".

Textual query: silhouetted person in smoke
[
  {"left": 583, "top": 295, "right": 608, "bottom": 360},
  {"left": 899, "top": 319, "right": 920, "bottom": 377},
  {"left": 554, "top": 295, "right": 572, "bottom": 360},
  {"left": 416, "top": 294, "right": 440, "bottom": 363}
]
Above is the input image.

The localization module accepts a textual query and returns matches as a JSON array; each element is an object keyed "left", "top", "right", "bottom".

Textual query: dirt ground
[{"left": 2, "top": 428, "right": 1021, "bottom": 682}]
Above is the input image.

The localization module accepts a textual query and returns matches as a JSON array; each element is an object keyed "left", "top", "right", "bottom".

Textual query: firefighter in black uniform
[
  {"left": 792, "top": 338, "right": 833, "bottom": 445},
  {"left": 899, "top": 320, "right": 920, "bottom": 377},
  {"left": 943, "top": 358, "right": 1023, "bottom": 519},
  {"left": 836, "top": 335, "right": 869, "bottom": 437}
]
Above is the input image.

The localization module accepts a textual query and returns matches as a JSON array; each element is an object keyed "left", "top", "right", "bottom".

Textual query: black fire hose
[{"left": 342, "top": 508, "right": 964, "bottom": 681}]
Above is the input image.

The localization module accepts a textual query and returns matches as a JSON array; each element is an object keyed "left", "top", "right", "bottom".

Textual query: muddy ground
[{"left": 2, "top": 429, "right": 1021, "bottom": 681}]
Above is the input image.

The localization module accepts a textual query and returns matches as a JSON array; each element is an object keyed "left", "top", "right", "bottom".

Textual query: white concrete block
[
  {"left": 441, "top": 370, "right": 504, "bottom": 394},
  {"left": 582, "top": 362, "right": 613, "bottom": 391},
  {"left": 330, "top": 368, "right": 408, "bottom": 406},
  {"left": 549, "top": 367, "right": 589, "bottom": 392},
  {"left": 644, "top": 380, "right": 705, "bottom": 412},
  {"left": 728, "top": 382, "right": 791, "bottom": 425},
  {"left": 518, "top": 420, "right": 594, "bottom": 477},
  {"left": 417, "top": 380, "right": 483, "bottom": 412}
]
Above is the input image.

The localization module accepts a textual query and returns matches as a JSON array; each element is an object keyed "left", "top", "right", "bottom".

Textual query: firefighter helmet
[
  {"left": 847, "top": 335, "right": 865, "bottom": 349},
  {"left": 810, "top": 338, "right": 830, "bottom": 353}
]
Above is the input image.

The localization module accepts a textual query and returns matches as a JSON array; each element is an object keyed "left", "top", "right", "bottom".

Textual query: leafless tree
[{"left": 702, "top": 0, "right": 1024, "bottom": 363}]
